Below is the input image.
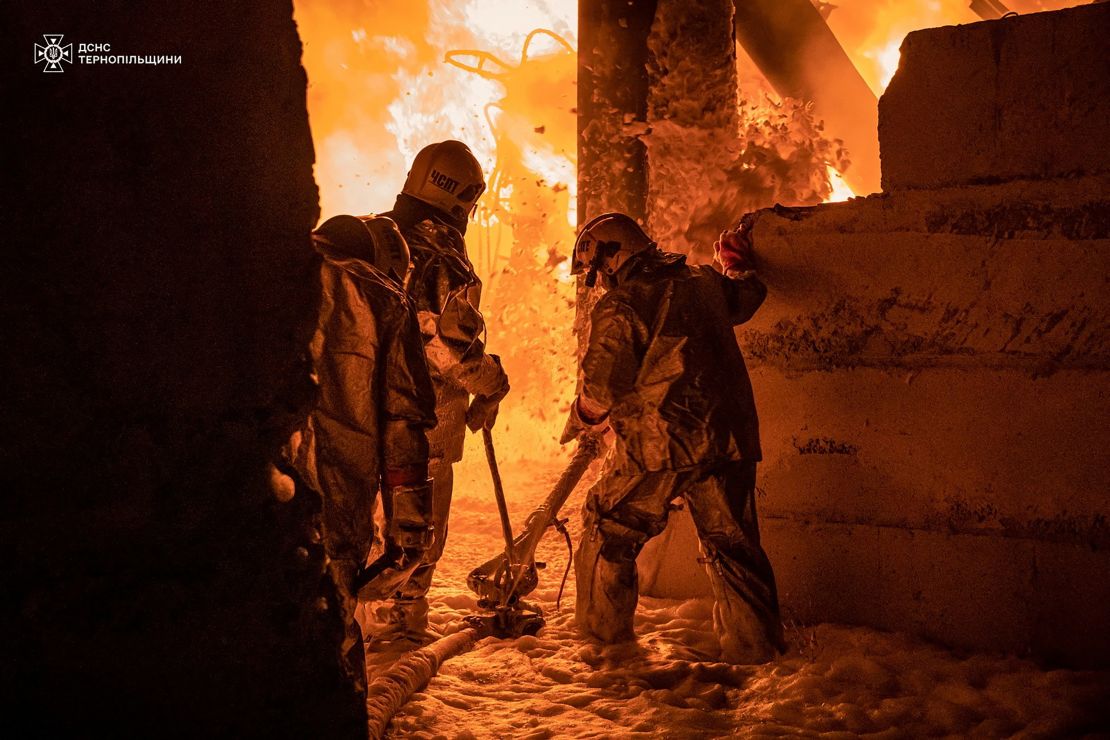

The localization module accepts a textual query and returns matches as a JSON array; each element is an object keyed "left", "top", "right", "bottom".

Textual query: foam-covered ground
[{"left": 379, "top": 457, "right": 1110, "bottom": 738}]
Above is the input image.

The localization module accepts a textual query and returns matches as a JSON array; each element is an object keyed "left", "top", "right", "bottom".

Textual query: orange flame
[
  {"left": 825, "top": 0, "right": 1086, "bottom": 97},
  {"left": 295, "top": 0, "right": 579, "bottom": 465},
  {"left": 294, "top": 0, "right": 1089, "bottom": 468}
]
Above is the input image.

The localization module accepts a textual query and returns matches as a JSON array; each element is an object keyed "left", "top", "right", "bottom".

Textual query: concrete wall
[
  {"left": 641, "top": 177, "right": 1110, "bottom": 666},
  {"left": 3, "top": 2, "right": 365, "bottom": 734},
  {"left": 880, "top": 3, "right": 1110, "bottom": 190},
  {"left": 746, "top": 178, "right": 1110, "bottom": 667},
  {"left": 641, "top": 7, "right": 1110, "bottom": 668}
]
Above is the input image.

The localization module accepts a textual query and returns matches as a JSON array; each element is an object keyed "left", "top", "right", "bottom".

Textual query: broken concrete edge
[
  {"left": 879, "top": 3, "right": 1110, "bottom": 191},
  {"left": 742, "top": 175, "right": 1110, "bottom": 239},
  {"left": 733, "top": 176, "right": 1110, "bottom": 372}
]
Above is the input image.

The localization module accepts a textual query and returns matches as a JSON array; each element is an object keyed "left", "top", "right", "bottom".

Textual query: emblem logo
[{"left": 34, "top": 34, "right": 73, "bottom": 73}]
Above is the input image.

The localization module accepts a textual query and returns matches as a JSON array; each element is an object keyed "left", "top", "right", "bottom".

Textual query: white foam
[{"left": 379, "top": 459, "right": 1110, "bottom": 738}]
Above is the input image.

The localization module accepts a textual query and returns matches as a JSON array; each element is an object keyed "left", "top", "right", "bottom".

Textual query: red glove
[{"left": 714, "top": 214, "right": 757, "bottom": 274}]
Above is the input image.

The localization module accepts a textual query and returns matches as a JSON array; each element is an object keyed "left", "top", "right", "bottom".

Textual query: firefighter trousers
[
  {"left": 360, "top": 458, "right": 453, "bottom": 641},
  {"left": 575, "top": 460, "right": 784, "bottom": 663},
  {"left": 315, "top": 463, "right": 373, "bottom": 692}
]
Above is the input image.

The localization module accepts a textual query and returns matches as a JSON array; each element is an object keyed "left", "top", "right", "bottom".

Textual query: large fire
[
  {"left": 295, "top": 0, "right": 578, "bottom": 465},
  {"left": 291, "top": 0, "right": 1083, "bottom": 464}
]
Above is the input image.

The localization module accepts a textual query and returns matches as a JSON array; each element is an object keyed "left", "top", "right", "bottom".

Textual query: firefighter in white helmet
[
  {"left": 564, "top": 212, "right": 784, "bottom": 664},
  {"left": 291, "top": 213, "right": 437, "bottom": 691},
  {"left": 364, "top": 140, "right": 509, "bottom": 647}
]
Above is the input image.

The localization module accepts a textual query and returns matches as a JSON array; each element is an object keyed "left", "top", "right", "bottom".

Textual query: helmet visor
[{"left": 570, "top": 233, "right": 596, "bottom": 275}]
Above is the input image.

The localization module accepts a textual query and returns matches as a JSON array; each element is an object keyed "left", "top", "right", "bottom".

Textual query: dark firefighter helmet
[
  {"left": 571, "top": 212, "right": 657, "bottom": 287},
  {"left": 314, "top": 214, "right": 411, "bottom": 283}
]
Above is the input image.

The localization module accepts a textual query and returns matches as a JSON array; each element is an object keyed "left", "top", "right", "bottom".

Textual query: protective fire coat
[
  {"left": 580, "top": 251, "right": 766, "bottom": 474},
  {"left": 574, "top": 250, "right": 782, "bottom": 662},
  {"left": 403, "top": 219, "right": 508, "bottom": 462},
  {"left": 295, "top": 235, "right": 437, "bottom": 565}
]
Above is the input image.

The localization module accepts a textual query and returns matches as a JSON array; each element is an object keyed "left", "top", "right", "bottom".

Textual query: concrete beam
[{"left": 879, "top": 3, "right": 1110, "bottom": 190}]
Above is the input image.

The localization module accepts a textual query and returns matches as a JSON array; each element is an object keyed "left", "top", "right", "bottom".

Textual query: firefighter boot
[
  {"left": 574, "top": 510, "right": 638, "bottom": 643},
  {"left": 361, "top": 593, "right": 441, "bottom": 651}
]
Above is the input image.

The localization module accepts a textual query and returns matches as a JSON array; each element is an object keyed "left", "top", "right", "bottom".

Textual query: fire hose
[
  {"left": 363, "top": 433, "right": 601, "bottom": 738},
  {"left": 366, "top": 627, "right": 478, "bottom": 740}
]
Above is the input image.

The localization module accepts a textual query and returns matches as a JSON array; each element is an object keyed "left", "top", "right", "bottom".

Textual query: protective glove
[
  {"left": 466, "top": 393, "right": 502, "bottom": 432},
  {"left": 714, "top": 212, "right": 757, "bottom": 275},
  {"left": 468, "top": 356, "right": 509, "bottom": 432},
  {"left": 559, "top": 396, "right": 610, "bottom": 444}
]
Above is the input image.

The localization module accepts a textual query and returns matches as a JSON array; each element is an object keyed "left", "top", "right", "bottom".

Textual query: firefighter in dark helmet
[
  {"left": 563, "top": 212, "right": 784, "bottom": 664},
  {"left": 292, "top": 213, "right": 438, "bottom": 686}
]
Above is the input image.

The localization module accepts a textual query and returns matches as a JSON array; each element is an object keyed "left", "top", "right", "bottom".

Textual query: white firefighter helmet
[
  {"left": 571, "top": 212, "right": 656, "bottom": 287},
  {"left": 315, "top": 214, "right": 411, "bottom": 283},
  {"left": 401, "top": 140, "right": 486, "bottom": 222}
]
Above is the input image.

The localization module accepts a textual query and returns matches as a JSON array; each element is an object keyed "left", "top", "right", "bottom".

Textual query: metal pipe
[{"left": 482, "top": 428, "right": 516, "bottom": 565}]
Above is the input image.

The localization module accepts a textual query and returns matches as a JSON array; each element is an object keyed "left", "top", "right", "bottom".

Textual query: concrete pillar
[
  {"left": 4, "top": 2, "right": 365, "bottom": 733},
  {"left": 577, "top": 0, "right": 657, "bottom": 225}
]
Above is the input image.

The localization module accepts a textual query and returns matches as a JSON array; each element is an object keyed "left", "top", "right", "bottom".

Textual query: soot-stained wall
[
  {"left": 639, "top": 5, "right": 1110, "bottom": 667},
  {"left": 2, "top": 2, "right": 364, "bottom": 734}
]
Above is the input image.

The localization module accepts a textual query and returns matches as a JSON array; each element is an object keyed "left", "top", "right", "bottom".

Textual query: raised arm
[{"left": 714, "top": 217, "right": 768, "bottom": 325}]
